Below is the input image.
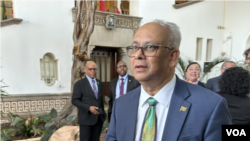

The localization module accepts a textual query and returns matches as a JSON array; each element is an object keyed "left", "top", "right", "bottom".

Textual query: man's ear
[{"left": 169, "top": 49, "right": 180, "bottom": 67}]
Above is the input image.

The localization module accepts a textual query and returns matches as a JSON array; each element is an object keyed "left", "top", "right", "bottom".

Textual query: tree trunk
[{"left": 56, "top": 0, "right": 97, "bottom": 127}]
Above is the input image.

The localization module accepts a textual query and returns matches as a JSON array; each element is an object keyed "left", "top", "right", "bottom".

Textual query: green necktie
[{"left": 141, "top": 98, "right": 158, "bottom": 141}]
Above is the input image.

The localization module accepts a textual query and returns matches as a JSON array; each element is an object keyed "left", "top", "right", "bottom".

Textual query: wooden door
[{"left": 90, "top": 47, "right": 119, "bottom": 104}]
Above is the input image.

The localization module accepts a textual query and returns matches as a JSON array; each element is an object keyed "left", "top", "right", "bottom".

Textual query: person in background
[
  {"left": 218, "top": 67, "right": 250, "bottom": 125},
  {"left": 243, "top": 48, "right": 250, "bottom": 68},
  {"left": 185, "top": 62, "right": 205, "bottom": 87},
  {"left": 108, "top": 60, "right": 140, "bottom": 121},
  {"left": 72, "top": 61, "right": 106, "bottom": 141},
  {"left": 105, "top": 19, "right": 231, "bottom": 141},
  {"left": 206, "top": 61, "right": 236, "bottom": 93}
]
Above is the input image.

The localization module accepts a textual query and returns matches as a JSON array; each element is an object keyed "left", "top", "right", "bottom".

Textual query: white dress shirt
[
  {"left": 115, "top": 73, "right": 128, "bottom": 99},
  {"left": 135, "top": 75, "right": 176, "bottom": 141},
  {"left": 86, "top": 75, "right": 98, "bottom": 92}
]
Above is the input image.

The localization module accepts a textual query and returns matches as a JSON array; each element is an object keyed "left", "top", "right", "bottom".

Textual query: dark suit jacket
[
  {"left": 206, "top": 76, "right": 220, "bottom": 93},
  {"left": 220, "top": 93, "right": 250, "bottom": 125},
  {"left": 198, "top": 81, "right": 205, "bottom": 88},
  {"left": 106, "top": 76, "right": 232, "bottom": 141},
  {"left": 72, "top": 77, "right": 106, "bottom": 125},
  {"left": 108, "top": 75, "right": 140, "bottom": 121}
]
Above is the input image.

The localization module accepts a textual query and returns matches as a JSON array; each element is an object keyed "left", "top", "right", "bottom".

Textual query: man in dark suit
[
  {"left": 206, "top": 61, "right": 236, "bottom": 93},
  {"left": 72, "top": 61, "right": 106, "bottom": 141},
  {"left": 106, "top": 20, "right": 232, "bottom": 141},
  {"left": 108, "top": 60, "right": 140, "bottom": 121}
]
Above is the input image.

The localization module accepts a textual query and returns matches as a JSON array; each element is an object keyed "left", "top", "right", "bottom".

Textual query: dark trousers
[{"left": 80, "top": 117, "right": 104, "bottom": 141}]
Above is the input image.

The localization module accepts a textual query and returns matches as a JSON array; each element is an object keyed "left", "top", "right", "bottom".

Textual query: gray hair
[
  {"left": 153, "top": 19, "right": 181, "bottom": 49},
  {"left": 221, "top": 61, "right": 236, "bottom": 69},
  {"left": 86, "top": 61, "right": 97, "bottom": 68}
]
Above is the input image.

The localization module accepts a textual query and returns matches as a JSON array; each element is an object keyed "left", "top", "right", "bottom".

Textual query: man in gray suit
[
  {"left": 106, "top": 20, "right": 231, "bottom": 141},
  {"left": 206, "top": 61, "right": 236, "bottom": 93},
  {"left": 108, "top": 60, "right": 140, "bottom": 121}
]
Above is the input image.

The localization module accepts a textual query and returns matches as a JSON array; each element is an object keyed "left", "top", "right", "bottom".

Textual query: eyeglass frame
[
  {"left": 126, "top": 44, "right": 174, "bottom": 57},
  {"left": 87, "top": 68, "right": 97, "bottom": 71},
  {"left": 117, "top": 65, "right": 127, "bottom": 68}
]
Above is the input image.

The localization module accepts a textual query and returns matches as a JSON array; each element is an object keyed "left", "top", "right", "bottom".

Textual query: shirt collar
[
  {"left": 86, "top": 75, "right": 96, "bottom": 81},
  {"left": 119, "top": 73, "right": 128, "bottom": 80},
  {"left": 139, "top": 75, "right": 176, "bottom": 108}
]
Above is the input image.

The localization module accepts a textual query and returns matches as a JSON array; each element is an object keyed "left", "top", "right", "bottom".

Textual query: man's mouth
[{"left": 135, "top": 65, "right": 147, "bottom": 71}]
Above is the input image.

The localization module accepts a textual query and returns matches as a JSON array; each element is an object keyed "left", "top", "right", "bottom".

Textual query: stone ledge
[
  {"left": 173, "top": 0, "right": 204, "bottom": 9},
  {"left": 71, "top": 8, "right": 142, "bottom": 30},
  {"left": 1, "top": 93, "right": 71, "bottom": 116},
  {"left": 1, "top": 18, "right": 23, "bottom": 27}
]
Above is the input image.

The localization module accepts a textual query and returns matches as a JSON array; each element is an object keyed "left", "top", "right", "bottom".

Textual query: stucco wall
[
  {"left": 130, "top": 0, "right": 250, "bottom": 81},
  {"left": 1, "top": 0, "right": 74, "bottom": 94}
]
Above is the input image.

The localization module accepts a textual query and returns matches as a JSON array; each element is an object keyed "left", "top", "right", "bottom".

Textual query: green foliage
[
  {"left": 15, "top": 113, "right": 44, "bottom": 138},
  {"left": 199, "top": 57, "right": 229, "bottom": 81},
  {"left": 1, "top": 112, "right": 46, "bottom": 141},
  {"left": 40, "top": 108, "right": 76, "bottom": 141},
  {"left": 49, "top": 108, "right": 57, "bottom": 118},
  {"left": 0, "top": 79, "right": 8, "bottom": 97},
  {"left": 1, "top": 126, "right": 14, "bottom": 141},
  {"left": 176, "top": 56, "right": 193, "bottom": 79},
  {"left": 101, "top": 109, "right": 109, "bottom": 134},
  {"left": 235, "top": 59, "right": 250, "bottom": 71},
  {"left": 66, "top": 114, "right": 76, "bottom": 123},
  {"left": 176, "top": 55, "right": 230, "bottom": 81},
  {"left": 1, "top": 79, "right": 9, "bottom": 116}
]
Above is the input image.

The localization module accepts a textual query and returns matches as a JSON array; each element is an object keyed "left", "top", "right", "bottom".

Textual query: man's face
[
  {"left": 246, "top": 53, "right": 250, "bottom": 68},
  {"left": 130, "top": 23, "right": 179, "bottom": 83},
  {"left": 221, "top": 62, "right": 236, "bottom": 74},
  {"left": 116, "top": 61, "right": 128, "bottom": 77},
  {"left": 85, "top": 62, "right": 97, "bottom": 79}
]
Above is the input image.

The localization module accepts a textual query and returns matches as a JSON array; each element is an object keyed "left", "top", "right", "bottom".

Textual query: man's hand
[{"left": 89, "top": 106, "right": 100, "bottom": 115}]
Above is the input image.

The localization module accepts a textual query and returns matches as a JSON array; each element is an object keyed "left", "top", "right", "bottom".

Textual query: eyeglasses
[
  {"left": 126, "top": 44, "right": 174, "bottom": 57},
  {"left": 222, "top": 66, "right": 228, "bottom": 69},
  {"left": 88, "top": 68, "right": 97, "bottom": 71},
  {"left": 188, "top": 68, "right": 200, "bottom": 72},
  {"left": 117, "top": 65, "right": 127, "bottom": 68}
]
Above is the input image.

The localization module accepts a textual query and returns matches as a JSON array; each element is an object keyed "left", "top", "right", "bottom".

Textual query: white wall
[
  {"left": 224, "top": 1, "right": 250, "bottom": 61},
  {"left": 130, "top": 0, "right": 250, "bottom": 81},
  {"left": 2, "top": 0, "right": 250, "bottom": 94},
  {"left": 1, "top": 0, "right": 74, "bottom": 94},
  {"left": 129, "top": 0, "right": 225, "bottom": 81},
  {"left": 131, "top": 0, "right": 225, "bottom": 60}
]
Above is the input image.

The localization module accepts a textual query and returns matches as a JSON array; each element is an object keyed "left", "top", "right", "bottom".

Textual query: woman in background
[
  {"left": 218, "top": 67, "right": 250, "bottom": 125},
  {"left": 185, "top": 62, "right": 205, "bottom": 87}
]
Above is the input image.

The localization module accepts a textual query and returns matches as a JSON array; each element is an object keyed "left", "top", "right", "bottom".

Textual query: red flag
[
  {"left": 100, "top": 0, "right": 105, "bottom": 11},
  {"left": 117, "top": 0, "right": 121, "bottom": 14}
]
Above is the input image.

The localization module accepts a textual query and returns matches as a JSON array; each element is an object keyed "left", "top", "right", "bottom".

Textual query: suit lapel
[
  {"left": 162, "top": 77, "right": 191, "bottom": 141},
  {"left": 112, "top": 78, "right": 118, "bottom": 101},
  {"left": 83, "top": 77, "right": 97, "bottom": 99},
  {"left": 126, "top": 75, "right": 133, "bottom": 92},
  {"left": 97, "top": 79, "right": 101, "bottom": 100},
  {"left": 125, "top": 87, "right": 141, "bottom": 140}
]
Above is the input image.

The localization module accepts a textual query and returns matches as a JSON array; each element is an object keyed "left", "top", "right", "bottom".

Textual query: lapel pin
[
  {"left": 180, "top": 106, "right": 187, "bottom": 112},
  {"left": 129, "top": 80, "right": 131, "bottom": 82}
]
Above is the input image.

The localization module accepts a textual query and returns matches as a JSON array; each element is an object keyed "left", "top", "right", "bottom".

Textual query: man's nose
[{"left": 134, "top": 48, "right": 146, "bottom": 60}]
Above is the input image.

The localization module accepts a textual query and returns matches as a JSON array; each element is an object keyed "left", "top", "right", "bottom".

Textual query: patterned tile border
[{"left": 0, "top": 93, "right": 71, "bottom": 116}]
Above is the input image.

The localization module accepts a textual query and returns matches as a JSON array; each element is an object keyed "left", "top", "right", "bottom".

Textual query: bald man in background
[{"left": 72, "top": 61, "right": 106, "bottom": 141}]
